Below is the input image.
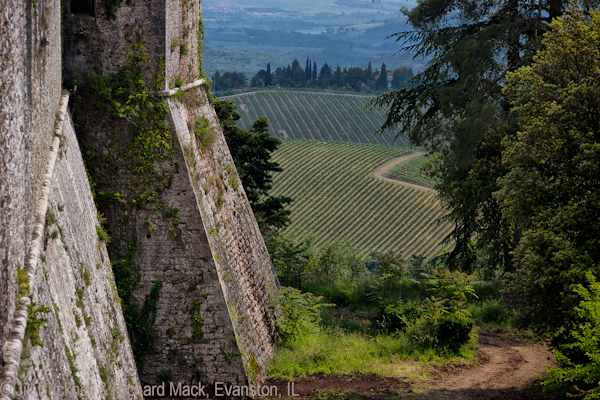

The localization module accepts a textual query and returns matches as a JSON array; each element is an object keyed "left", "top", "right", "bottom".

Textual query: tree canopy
[
  {"left": 499, "top": 6, "right": 600, "bottom": 345},
  {"left": 370, "top": 0, "right": 599, "bottom": 272}
]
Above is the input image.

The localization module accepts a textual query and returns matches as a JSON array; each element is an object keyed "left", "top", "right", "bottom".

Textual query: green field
[
  {"left": 220, "top": 90, "right": 409, "bottom": 147},
  {"left": 387, "top": 154, "right": 436, "bottom": 187},
  {"left": 271, "top": 140, "right": 452, "bottom": 258}
]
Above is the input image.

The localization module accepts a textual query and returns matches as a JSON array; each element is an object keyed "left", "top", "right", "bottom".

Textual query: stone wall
[
  {"left": 1, "top": 0, "right": 67, "bottom": 370},
  {"left": 125, "top": 87, "right": 247, "bottom": 385},
  {"left": 2, "top": 0, "right": 279, "bottom": 393},
  {"left": 169, "top": 88, "right": 280, "bottom": 383},
  {"left": 0, "top": 0, "right": 143, "bottom": 396},
  {"left": 12, "top": 110, "right": 143, "bottom": 400},
  {"left": 63, "top": 0, "right": 202, "bottom": 88},
  {"left": 63, "top": 0, "right": 166, "bottom": 83},
  {"left": 64, "top": 0, "right": 280, "bottom": 386}
]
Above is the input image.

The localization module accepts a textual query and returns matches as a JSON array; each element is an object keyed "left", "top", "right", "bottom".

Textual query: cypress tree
[
  {"left": 265, "top": 63, "right": 272, "bottom": 86},
  {"left": 376, "top": 63, "right": 388, "bottom": 89},
  {"left": 213, "top": 70, "right": 221, "bottom": 91},
  {"left": 305, "top": 57, "right": 311, "bottom": 81}
]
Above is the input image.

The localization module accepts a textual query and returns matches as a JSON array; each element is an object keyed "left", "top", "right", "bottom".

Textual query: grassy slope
[
  {"left": 387, "top": 154, "right": 436, "bottom": 187},
  {"left": 220, "top": 90, "right": 409, "bottom": 147},
  {"left": 271, "top": 140, "right": 452, "bottom": 258}
]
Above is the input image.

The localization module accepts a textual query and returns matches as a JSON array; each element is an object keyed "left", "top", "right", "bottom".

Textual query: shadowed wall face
[
  {"left": 64, "top": 0, "right": 279, "bottom": 386},
  {"left": 1, "top": 0, "right": 279, "bottom": 391}
]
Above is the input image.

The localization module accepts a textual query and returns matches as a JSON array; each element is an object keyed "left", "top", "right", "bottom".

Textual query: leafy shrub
[
  {"left": 402, "top": 268, "right": 478, "bottom": 352},
  {"left": 423, "top": 268, "right": 478, "bottom": 310},
  {"left": 275, "top": 287, "right": 330, "bottom": 346},
  {"left": 376, "top": 301, "right": 423, "bottom": 333},
  {"left": 470, "top": 300, "right": 510, "bottom": 325},
  {"left": 436, "top": 312, "right": 474, "bottom": 347},
  {"left": 472, "top": 279, "right": 503, "bottom": 302},
  {"left": 407, "top": 304, "right": 475, "bottom": 352},
  {"left": 541, "top": 271, "right": 600, "bottom": 399},
  {"left": 370, "top": 252, "right": 415, "bottom": 306}
]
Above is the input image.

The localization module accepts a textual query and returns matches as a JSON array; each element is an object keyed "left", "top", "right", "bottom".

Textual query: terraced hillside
[
  {"left": 271, "top": 140, "right": 452, "bottom": 258},
  {"left": 220, "top": 90, "right": 409, "bottom": 146},
  {"left": 387, "top": 154, "right": 437, "bottom": 187}
]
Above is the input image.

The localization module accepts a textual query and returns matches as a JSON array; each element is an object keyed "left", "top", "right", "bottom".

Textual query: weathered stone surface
[
  {"left": 2, "top": 0, "right": 279, "bottom": 393},
  {"left": 63, "top": 0, "right": 201, "bottom": 89},
  {"left": 65, "top": 0, "right": 279, "bottom": 386},
  {"left": 0, "top": 0, "right": 142, "bottom": 396},
  {"left": 0, "top": 0, "right": 62, "bottom": 366},
  {"left": 16, "top": 111, "right": 143, "bottom": 399},
  {"left": 169, "top": 89, "right": 279, "bottom": 383}
]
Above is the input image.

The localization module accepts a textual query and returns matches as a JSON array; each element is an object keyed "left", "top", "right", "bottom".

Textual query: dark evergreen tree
[
  {"left": 332, "top": 64, "right": 343, "bottom": 87},
  {"left": 391, "top": 67, "right": 412, "bottom": 89},
  {"left": 368, "top": 0, "right": 587, "bottom": 272},
  {"left": 265, "top": 63, "right": 272, "bottom": 87},
  {"left": 292, "top": 66, "right": 305, "bottom": 86},
  {"left": 318, "top": 63, "right": 331, "bottom": 88},
  {"left": 250, "top": 70, "right": 266, "bottom": 87},
  {"left": 376, "top": 63, "right": 388, "bottom": 90},
  {"left": 291, "top": 59, "right": 301, "bottom": 72},
  {"left": 305, "top": 57, "right": 311, "bottom": 81},
  {"left": 312, "top": 61, "right": 317, "bottom": 82},
  {"left": 219, "top": 72, "right": 247, "bottom": 90},
  {"left": 274, "top": 67, "right": 285, "bottom": 86}
]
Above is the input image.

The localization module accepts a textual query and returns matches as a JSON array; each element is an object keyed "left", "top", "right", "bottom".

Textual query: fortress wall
[
  {"left": 63, "top": 0, "right": 167, "bottom": 84},
  {"left": 1, "top": 0, "right": 66, "bottom": 368},
  {"left": 63, "top": 0, "right": 280, "bottom": 385},
  {"left": 2, "top": 0, "right": 279, "bottom": 391},
  {"left": 0, "top": 0, "right": 145, "bottom": 391},
  {"left": 165, "top": 0, "right": 201, "bottom": 86},
  {"left": 63, "top": 0, "right": 203, "bottom": 88},
  {"left": 127, "top": 95, "right": 246, "bottom": 385},
  {"left": 14, "top": 111, "right": 143, "bottom": 399},
  {"left": 169, "top": 88, "right": 280, "bottom": 383}
]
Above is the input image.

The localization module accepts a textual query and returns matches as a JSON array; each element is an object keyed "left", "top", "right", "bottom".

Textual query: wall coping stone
[{"left": 155, "top": 78, "right": 205, "bottom": 97}]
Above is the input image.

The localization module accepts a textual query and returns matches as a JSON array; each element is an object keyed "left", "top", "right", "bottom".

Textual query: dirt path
[
  {"left": 371, "top": 152, "right": 434, "bottom": 192},
  {"left": 408, "top": 330, "right": 556, "bottom": 399},
  {"left": 264, "top": 330, "right": 556, "bottom": 400}
]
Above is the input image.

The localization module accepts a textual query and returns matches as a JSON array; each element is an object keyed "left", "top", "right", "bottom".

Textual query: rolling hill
[
  {"left": 270, "top": 140, "right": 452, "bottom": 257},
  {"left": 220, "top": 90, "right": 409, "bottom": 147}
]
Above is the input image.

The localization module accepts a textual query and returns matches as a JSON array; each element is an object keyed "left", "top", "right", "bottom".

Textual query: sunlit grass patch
[{"left": 268, "top": 327, "right": 476, "bottom": 380}]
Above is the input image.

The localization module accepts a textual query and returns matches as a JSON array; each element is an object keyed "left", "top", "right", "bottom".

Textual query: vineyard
[
  {"left": 270, "top": 140, "right": 452, "bottom": 258},
  {"left": 220, "top": 90, "right": 409, "bottom": 146},
  {"left": 387, "top": 154, "right": 436, "bottom": 187}
]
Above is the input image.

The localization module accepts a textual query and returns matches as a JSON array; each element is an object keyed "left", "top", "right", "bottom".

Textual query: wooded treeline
[{"left": 212, "top": 57, "right": 413, "bottom": 92}]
